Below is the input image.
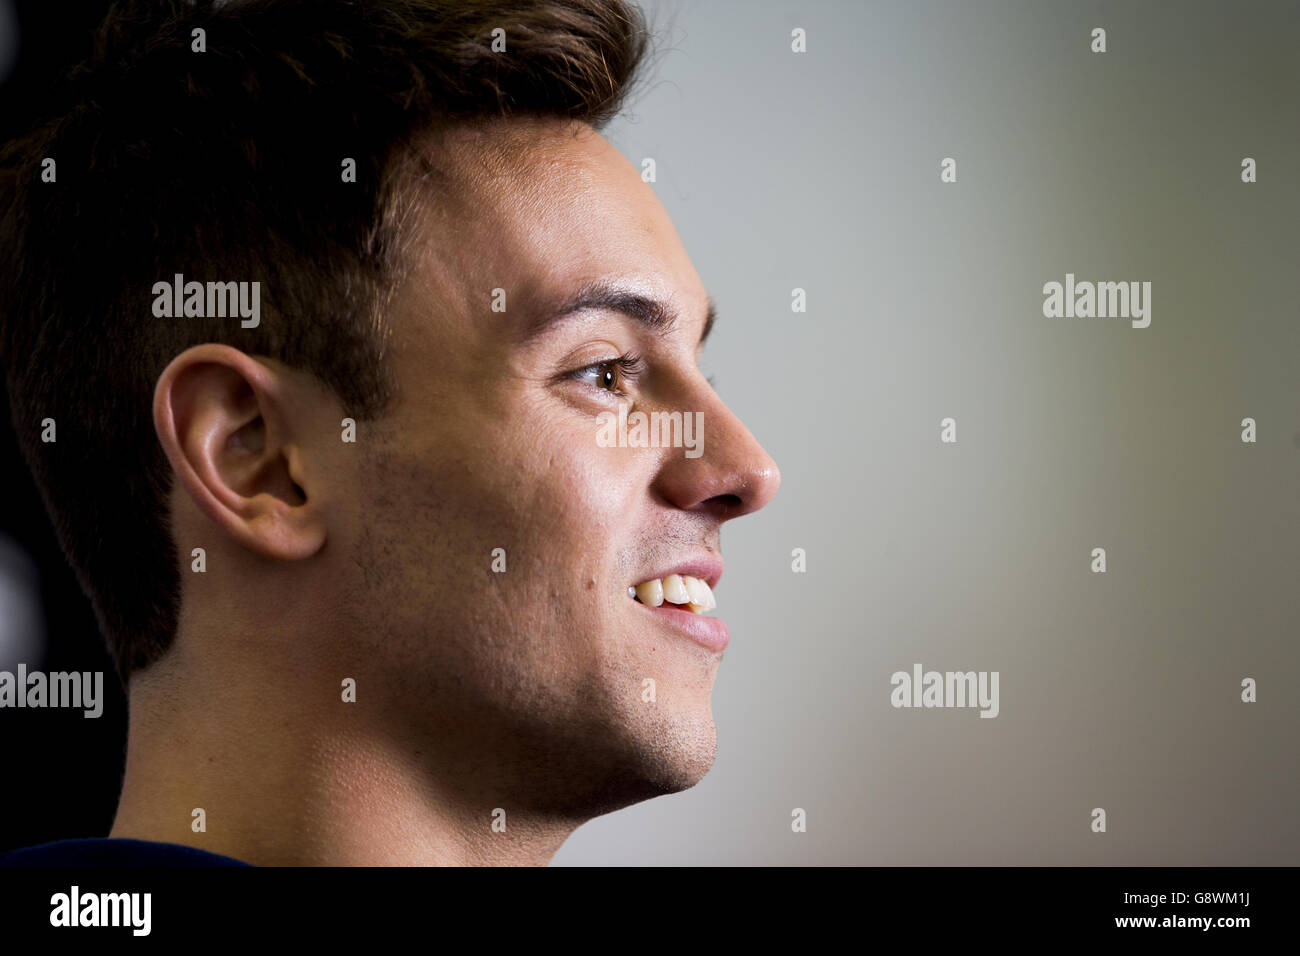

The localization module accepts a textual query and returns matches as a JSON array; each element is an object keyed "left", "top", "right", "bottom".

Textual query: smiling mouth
[{"left": 627, "top": 574, "right": 716, "bottom": 614}]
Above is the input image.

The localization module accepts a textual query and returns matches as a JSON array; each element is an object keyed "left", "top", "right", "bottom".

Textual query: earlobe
[{"left": 153, "top": 344, "right": 327, "bottom": 561}]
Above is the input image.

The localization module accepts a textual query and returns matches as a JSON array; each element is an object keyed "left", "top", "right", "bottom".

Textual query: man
[{"left": 0, "top": 0, "right": 779, "bottom": 866}]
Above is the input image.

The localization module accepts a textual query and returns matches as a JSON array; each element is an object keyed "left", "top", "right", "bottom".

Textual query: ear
[{"left": 153, "top": 344, "right": 326, "bottom": 561}]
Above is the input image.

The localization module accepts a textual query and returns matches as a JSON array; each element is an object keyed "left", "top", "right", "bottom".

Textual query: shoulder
[{"left": 0, "top": 837, "right": 253, "bottom": 867}]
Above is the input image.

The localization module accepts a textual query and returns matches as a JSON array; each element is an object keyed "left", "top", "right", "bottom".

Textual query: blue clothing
[{"left": 0, "top": 837, "right": 253, "bottom": 866}]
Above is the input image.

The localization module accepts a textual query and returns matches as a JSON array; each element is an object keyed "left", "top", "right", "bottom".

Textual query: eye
[{"left": 568, "top": 353, "right": 645, "bottom": 396}]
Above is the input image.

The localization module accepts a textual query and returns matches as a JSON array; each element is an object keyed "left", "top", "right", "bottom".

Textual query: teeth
[
  {"left": 662, "top": 574, "right": 690, "bottom": 605},
  {"left": 630, "top": 573, "right": 715, "bottom": 613},
  {"left": 683, "top": 575, "right": 712, "bottom": 607},
  {"left": 634, "top": 578, "right": 664, "bottom": 608}
]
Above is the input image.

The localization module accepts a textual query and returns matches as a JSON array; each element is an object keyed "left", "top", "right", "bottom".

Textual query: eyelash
[{"left": 568, "top": 352, "right": 646, "bottom": 396}]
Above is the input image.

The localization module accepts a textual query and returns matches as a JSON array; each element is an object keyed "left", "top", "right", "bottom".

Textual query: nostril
[{"left": 705, "top": 492, "right": 744, "bottom": 517}]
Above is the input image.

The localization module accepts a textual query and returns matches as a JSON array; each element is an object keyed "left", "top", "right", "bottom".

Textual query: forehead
[{"left": 403, "top": 118, "right": 706, "bottom": 325}]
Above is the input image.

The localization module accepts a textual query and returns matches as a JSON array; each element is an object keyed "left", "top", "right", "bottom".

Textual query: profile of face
[
  {"left": 162, "top": 118, "right": 780, "bottom": 830},
  {"left": 319, "top": 117, "right": 781, "bottom": 817}
]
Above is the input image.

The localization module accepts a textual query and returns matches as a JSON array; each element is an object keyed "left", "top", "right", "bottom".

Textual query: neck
[{"left": 109, "top": 646, "right": 580, "bottom": 866}]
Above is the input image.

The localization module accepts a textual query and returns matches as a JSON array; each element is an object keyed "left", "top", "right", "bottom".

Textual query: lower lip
[{"left": 632, "top": 599, "right": 729, "bottom": 652}]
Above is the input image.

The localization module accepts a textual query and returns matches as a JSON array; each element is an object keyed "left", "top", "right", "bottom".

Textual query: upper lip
[{"left": 633, "top": 556, "right": 723, "bottom": 592}]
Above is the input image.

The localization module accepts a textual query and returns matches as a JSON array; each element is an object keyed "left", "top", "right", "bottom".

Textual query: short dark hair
[{"left": 0, "top": 0, "right": 649, "bottom": 684}]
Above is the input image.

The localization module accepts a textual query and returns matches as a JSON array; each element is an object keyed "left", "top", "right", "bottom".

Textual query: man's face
[{"left": 335, "top": 118, "right": 779, "bottom": 817}]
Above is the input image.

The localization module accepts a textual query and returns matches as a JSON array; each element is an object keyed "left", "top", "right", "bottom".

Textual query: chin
[
  {"left": 629, "top": 703, "right": 720, "bottom": 795},
  {"left": 553, "top": 701, "right": 720, "bottom": 819},
  {"left": 652, "top": 742, "right": 718, "bottom": 794}
]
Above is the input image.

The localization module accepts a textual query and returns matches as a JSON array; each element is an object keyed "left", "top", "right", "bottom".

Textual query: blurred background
[{"left": 2, "top": 0, "right": 1297, "bottom": 863}]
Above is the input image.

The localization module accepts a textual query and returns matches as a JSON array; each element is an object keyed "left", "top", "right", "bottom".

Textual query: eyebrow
[{"left": 523, "top": 280, "right": 717, "bottom": 347}]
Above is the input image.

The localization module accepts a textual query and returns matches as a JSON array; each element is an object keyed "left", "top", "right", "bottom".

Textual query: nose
[{"left": 652, "top": 386, "right": 781, "bottom": 522}]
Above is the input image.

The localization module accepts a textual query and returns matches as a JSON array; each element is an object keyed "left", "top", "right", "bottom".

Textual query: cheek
[
  {"left": 371, "top": 389, "right": 650, "bottom": 602},
  {"left": 506, "top": 428, "right": 644, "bottom": 563}
]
